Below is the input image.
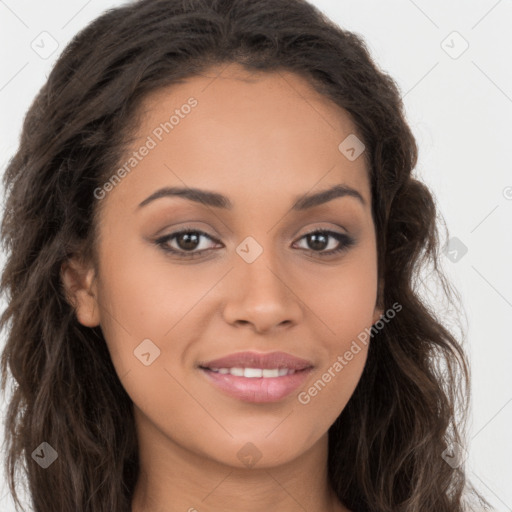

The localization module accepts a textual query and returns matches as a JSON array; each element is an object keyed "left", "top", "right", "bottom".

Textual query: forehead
[
  {"left": 106, "top": 63, "right": 370, "bottom": 210},
  {"left": 138, "top": 63, "right": 362, "bottom": 154}
]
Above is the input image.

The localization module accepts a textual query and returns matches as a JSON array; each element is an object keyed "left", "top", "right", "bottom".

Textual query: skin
[{"left": 61, "top": 63, "right": 383, "bottom": 512}]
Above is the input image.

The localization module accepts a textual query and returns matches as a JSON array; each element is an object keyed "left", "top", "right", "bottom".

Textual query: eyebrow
[{"left": 136, "top": 183, "right": 365, "bottom": 211}]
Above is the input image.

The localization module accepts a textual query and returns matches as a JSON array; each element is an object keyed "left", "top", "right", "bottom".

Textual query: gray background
[{"left": 1, "top": 0, "right": 511, "bottom": 510}]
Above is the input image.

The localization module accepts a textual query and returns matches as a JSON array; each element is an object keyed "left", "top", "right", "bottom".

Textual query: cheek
[
  {"left": 95, "top": 239, "right": 214, "bottom": 341},
  {"left": 294, "top": 240, "right": 378, "bottom": 416},
  {"left": 303, "top": 237, "right": 379, "bottom": 340},
  {"left": 295, "top": 273, "right": 376, "bottom": 439}
]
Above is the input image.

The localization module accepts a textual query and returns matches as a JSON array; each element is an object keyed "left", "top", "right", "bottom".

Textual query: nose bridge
[
  {"left": 236, "top": 234, "right": 288, "bottom": 299},
  {"left": 222, "top": 234, "right": 302, "bottom": 330}
]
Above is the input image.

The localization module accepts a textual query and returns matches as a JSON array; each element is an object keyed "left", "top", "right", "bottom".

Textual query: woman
[{"left": 0, "top": 0, "right": 490, "bottom": 510}]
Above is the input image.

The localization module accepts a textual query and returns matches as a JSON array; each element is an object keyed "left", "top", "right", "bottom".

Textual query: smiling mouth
[
  {"left": 199, "top": 366, "right": 313, "bottom": 403},
  {"left": 200, "top": 366, "right": 302, "bottom": 378}
]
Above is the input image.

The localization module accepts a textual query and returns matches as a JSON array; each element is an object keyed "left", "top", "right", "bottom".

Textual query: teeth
[
  {"left": 208, "top": 367, "right": 298, "bottom": 378},
  {"left": 244, "top": 368, "right": 262, "bottom": 378}
]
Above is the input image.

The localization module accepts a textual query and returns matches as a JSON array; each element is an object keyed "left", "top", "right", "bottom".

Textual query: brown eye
[
  {"left": 306, "top": 232, "right": 329, "bottom": 251},
  {"left": 155, "top": 229, "right": 221, "bottom": 257},
  {"left": 294, "top": 230, "right": 355, "bottom": 255},
  {"left": 175, "top": 232, "right": 201, "bottom": 251}
]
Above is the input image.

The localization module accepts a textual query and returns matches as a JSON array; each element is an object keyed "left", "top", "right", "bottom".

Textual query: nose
[{"left": 221, "top": 246, "right": 303, "bottom": 334}]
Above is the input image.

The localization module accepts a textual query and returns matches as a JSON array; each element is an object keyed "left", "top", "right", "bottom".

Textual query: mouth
[
  {"left": 204, "top": 367, "right": 300, "bottom": 377},
  {"left": 198, "top": 351, "right": 314, "bottom": 403}
]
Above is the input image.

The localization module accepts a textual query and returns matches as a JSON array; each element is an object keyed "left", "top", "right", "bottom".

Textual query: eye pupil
[
  {"left": 177, "top": 232, "right": 200, "bottom": 250},
  {"left": 308, "top": 233, "right": 328, "bottom": 251}
]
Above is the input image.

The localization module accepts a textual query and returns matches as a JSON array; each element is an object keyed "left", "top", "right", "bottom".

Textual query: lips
[
  {"left": 199, "top": 351, "right": 313, "bottom": 371},
  {"left": 198, "top": 351, "right": 314, "bottom": 403}
]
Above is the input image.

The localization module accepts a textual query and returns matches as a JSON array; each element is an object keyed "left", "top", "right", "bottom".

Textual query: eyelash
[{"left": 154, "top": 227, "right": 355, "bottom": 260}]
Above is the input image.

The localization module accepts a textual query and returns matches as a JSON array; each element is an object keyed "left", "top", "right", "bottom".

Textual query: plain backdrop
[{"left": 0, "top": 1, "right": 511, "bottom": 510}]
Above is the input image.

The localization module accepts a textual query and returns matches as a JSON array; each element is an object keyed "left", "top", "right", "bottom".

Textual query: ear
[
  {"left": 60, "top": 256, "right": 100, "bottom": 327},
  {"left": 372, "top": 305, "right": 384, "bottom": 325},
  {"left": 372, "top": 276, "right": 385, "bottom": 324}
]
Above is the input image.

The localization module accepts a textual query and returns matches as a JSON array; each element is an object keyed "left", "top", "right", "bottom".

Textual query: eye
[
  {"left": 293, "top": 229, "right": 355, "bottom": 256},
  {"left": 154, "top": 227, "right": 355, "bottom": 259},
  {"left": 155, "top": 228, "right": 221, "bottom": 259}
]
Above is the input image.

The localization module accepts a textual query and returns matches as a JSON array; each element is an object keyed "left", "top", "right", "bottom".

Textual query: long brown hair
[{"left": 0, "top": 0, "right": 490, "bottom": 510}]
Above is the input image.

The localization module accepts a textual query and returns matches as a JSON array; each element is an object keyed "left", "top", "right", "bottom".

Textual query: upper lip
[{"left": 199, "top": 351, "right": 314, "bottom": 370}]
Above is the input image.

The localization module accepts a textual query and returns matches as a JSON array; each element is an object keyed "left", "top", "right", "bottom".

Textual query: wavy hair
[{"left": 0, "top": 0, "right": 490, "bottom": 510}]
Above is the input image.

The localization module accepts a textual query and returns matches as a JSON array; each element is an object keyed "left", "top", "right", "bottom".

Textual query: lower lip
[{"left": 200, "top": 368, "right": 313, "bottom": 403}]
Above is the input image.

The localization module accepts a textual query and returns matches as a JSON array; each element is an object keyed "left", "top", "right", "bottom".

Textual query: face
[{"left": 63, "top": 63, "right": 382, "bottom": 470}]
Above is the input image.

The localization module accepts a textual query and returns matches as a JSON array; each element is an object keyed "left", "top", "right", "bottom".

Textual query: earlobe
[
  {"left": 60, "top": 258, "right": 101, "bottom": 327},
  {"left": 372, "top": 306, "right": 384, "bottom": 325},
  {"left": 372, "top": 277, "right": 385, "bottom": 324}
]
